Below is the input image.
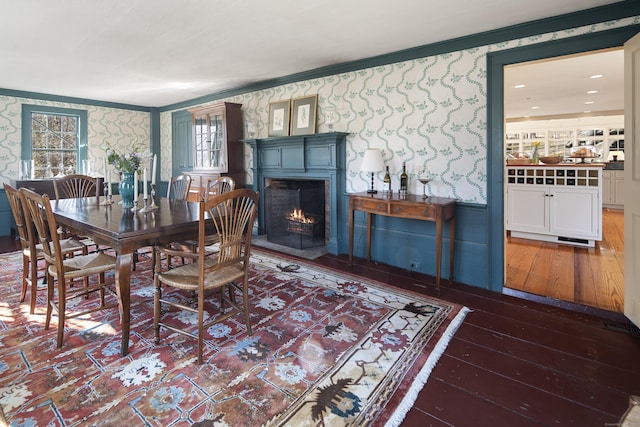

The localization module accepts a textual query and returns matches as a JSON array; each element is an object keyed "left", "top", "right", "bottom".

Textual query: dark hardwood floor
[{"left": 1, "top": 235, "right": 638, "bottom": 426}]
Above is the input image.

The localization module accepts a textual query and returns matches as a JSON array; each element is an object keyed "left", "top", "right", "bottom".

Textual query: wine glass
[{"left": 418, "top": 170, "right": 430, "bottom": 199}]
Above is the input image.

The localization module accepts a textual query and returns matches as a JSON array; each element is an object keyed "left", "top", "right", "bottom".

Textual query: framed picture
[
  {"left": 290, "top": 94, "right": 318, "bottom": 136},
  {"left": 268, "top": 100, "right": 291, "bottom": 137}
]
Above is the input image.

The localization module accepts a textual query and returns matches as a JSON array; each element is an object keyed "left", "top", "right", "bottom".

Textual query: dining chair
[
  {"left": 167, "top": 174, "right": 193, "bottom": 201},
  {"left": 154, "top": 189, "right": 259, "bottom": 364},
  {"left": 53, "top": 173, "right": 100, "bottom": 200},
  {"left": 163, "top": 177, "right": 236, "bottom": 259},
  {"left": 4, "top": 184, "right": 86, "bottom": 314},
  {"left": 21, "top": 188, "right": 118, "bottom": 348},
  {"left": 53, "top": 173, "right": 102, "bottom": 251}
]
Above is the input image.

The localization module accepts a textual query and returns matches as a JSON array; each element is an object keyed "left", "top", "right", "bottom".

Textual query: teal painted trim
[
  {"left": 486, "top": 25, "right": 640, "bottom": 293},
  {"left": 0, "top": 88, "right": 152, "bottom": 112},
  {"left": 160, "top": 1, "right": 640, "bottom": 112},
  {"left": 21, "top": 104, "right": 89, "bottom": 163},
  {"left": 150, "top": 107, "right": 161, "bottom": 165}
]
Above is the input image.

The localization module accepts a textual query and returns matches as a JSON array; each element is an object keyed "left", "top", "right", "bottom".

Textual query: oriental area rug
[{"left": 0, "top": 248, "right": 468, "bottom": 426}]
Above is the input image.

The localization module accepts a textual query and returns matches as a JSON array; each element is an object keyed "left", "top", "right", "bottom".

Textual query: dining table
[{"left": 50, "top": 195, "right": 202, "bottom": 356}]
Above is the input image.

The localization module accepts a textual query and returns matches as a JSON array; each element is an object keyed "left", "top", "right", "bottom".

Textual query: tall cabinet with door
[{"left": 186, "top": 102, "right": 245, "bottom": 201}]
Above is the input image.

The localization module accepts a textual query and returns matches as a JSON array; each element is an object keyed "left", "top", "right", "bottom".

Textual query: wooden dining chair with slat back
[
  {"left": 154, "top": 189, "right": 259, "bottom": 364},
  {"left": 53, "top": 174, "right": 100, "bottom": 200},
  {"left": 4, "top": 184, "right": 86, "bottom": 314},
  {"left": 53, "top": 174, "right": 101, "bottom": 251},
  {"left": 21, "top": 187, "right": 119, "bottom": 348},
  {"left": 154, "top": 176, "right": 235, "bottom": 272}
]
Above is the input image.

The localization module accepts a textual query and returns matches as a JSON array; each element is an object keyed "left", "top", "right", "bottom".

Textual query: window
[{"left": 21, "top": 105, "right": 87, "bottom": 179}]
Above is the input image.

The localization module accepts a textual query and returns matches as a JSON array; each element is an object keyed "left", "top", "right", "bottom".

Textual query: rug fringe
[{"left": 384, "top": 306, "right": 471, "bottom": 427}]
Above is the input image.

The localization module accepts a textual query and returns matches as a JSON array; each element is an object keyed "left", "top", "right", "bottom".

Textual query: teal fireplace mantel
[{"left": 243, "top": 132, "right": 348, "bottom": 254}]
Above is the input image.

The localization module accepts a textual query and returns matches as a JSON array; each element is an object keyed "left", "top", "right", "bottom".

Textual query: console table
[{"left": 348, "top": 192, "right": 457, "bottom": 293}]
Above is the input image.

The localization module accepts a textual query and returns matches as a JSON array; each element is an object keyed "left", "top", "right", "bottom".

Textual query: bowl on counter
[{"left": 539, "top": 156, "right": 563, "bottom": 164}]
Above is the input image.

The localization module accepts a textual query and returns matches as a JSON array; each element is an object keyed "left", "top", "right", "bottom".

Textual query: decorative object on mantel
[
  {"left": 290, "top": 94, "right": 318, "bottom": 136},
  {"left": 360, "top": 148, "right": 385, "bottom": 194},
  {"left": 323, "top": 106, "right": 337, "bottom": 131},
  {"left": 268, "top": 99, "right": 291, "bottom": 137}
]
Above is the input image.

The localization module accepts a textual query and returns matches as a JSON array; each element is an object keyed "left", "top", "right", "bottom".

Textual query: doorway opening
[{"left": 502, "top": 49, "right": 624, "bottom": 313}]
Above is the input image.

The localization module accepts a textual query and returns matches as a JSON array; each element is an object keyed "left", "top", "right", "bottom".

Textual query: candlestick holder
[
  {"left": 100, "top": 181, "right": 113, "bottom": 205},
  {"left": 147, "top": 184, "right": 159, "bottom": 210},
  {"left": 139, "top": 197, "right": 151, "bottom": 213},
  {"left": 130, "top": 199, "right": 140, "bottom": 212}
]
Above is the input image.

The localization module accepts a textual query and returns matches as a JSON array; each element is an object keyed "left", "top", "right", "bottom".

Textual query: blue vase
[{"left": 119, "top": 171, "right": 135, "bottom": 208}]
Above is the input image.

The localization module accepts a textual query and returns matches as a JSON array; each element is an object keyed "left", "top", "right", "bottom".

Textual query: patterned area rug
[{"left": 0, "top": 249, "right": 468, "bottom": 426}]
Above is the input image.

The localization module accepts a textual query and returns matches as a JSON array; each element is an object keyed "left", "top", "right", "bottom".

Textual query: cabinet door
[
  {"left": 506, "top": 186, "right": 548, "bottom": 233},
  {"left": 549, "top": 188, "right": 600, "bottom": 239},
  {"left": 614, "top": 171, "right": 625, "bottom": 205},
  {"left": 602, "top": 170, "right": 612, "bottom": 205}
]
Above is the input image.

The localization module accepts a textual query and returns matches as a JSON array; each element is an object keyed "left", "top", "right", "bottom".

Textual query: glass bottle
[
  {"left": 400, "top": 162, "right": 408, "bottom": 195},
  {"left": 383, "top": 166, "right": 391, "bottom": 194}
]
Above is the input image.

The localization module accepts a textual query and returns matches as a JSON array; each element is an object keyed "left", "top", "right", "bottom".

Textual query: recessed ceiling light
[
  {"left": 584, "top": 111, "right": 591, "bottom": 113},
  {"left": 584, "top": 101, "right": 595, "bottom": 104},
  {"left": 531, "top": 106, "right": 540, "bottom": 109},
  {"left": 514, "top": 84, "right": 526, "bottom": 89},
  {"left": 590, "top": 74, "right": 604, "bottom": 79},
  {"left": 587, "top": 90, "right": 598, "bottom": 94}
]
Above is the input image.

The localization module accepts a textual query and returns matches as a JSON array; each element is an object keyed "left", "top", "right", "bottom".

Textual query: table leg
[
  {"left": 435, "top": 218, "right": 443, "bottom": 294},
  {"left": 366, "top": 212, "right": 372, "bottom": 262},
  {"left": 449, "top": 217, "right": 456, "bottom": 283},
  {"left": 348, "top": 206, "right": 355, "bottom": 266},
  {"left": 115, "top": 252, "right": 133, "bottom": 356}
]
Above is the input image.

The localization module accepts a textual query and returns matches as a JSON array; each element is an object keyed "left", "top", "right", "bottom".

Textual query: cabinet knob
[{"left": 396, "top": 206, "right": 403, "bottom": 213}]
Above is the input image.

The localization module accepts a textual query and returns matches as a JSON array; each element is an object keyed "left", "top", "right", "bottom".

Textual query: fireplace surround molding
[{"left": 244, "top": 132, "right": 348, "bottom": 254}]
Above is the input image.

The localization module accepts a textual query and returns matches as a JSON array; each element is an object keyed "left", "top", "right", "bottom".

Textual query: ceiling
[
  {"left": 0, "top": 0, "right": 624, "bottom": 108},
  {"left": 504, "top": 48, "right": 624, "bottom": 119}
]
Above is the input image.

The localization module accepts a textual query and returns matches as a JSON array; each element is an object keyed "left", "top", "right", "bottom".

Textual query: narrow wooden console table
[{"left": 348, "top": 192, "right": 457, "bottom": 292}]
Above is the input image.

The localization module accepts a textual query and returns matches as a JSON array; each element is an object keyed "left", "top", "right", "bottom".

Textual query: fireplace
[
  {"left": 265, "top": 180, "right": 325, "bottom": 249},
  {"left": 245, "top": 132, "right": 347, "bottom": 254}
]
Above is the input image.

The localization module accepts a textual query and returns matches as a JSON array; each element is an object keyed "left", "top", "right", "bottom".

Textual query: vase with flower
[
  {"left": 531, "top": 141, "right": 541, "bottom": 164},
  {"left": 105, "top": 142, "right": 152, "bottom": 208}
]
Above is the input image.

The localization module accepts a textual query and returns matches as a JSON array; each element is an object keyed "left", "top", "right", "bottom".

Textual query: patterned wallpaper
[
  {"left": 0, "top": 97, "right": 150, "bottom": 184},
  {"left": 160, "top": 16, "right": 638, "bottom": 205},
  {"left": 1, "top": 16, "right": 636, "bottom": 205}
]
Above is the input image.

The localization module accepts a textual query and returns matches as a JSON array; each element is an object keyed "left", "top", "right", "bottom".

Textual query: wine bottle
[
  {"left": 400, "top": 162, "right": 408, "bottom": 194},
  {"left": 383, "top": 166, "right": 391, "bottom": 193}
]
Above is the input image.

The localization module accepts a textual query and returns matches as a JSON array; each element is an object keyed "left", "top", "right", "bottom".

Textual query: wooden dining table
[{"left": 50, "top": 195, "right": 202, "bottom": 356}]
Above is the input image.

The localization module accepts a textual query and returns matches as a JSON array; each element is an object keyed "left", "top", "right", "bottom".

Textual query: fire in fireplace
[{"left": 264, "top": 180, "right": 325, "bottom": 249}]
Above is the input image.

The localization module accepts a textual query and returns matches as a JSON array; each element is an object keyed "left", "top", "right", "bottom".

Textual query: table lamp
[{"left": 360, "top": 148, "right": 385, "bottom": 194}]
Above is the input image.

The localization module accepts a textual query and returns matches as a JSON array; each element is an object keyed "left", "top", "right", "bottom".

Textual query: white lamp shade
[{"left": 360, "top": 148, "right": 385, "bottom": 173}]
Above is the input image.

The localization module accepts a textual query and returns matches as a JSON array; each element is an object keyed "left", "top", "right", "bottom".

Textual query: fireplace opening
[{"left": 264, "top": 180, "right": 325, "bottom": 249}]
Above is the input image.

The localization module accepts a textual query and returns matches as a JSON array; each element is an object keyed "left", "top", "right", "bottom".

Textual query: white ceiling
[
  {"left": 0, "top": 0, "right": 624, "bottom": 108},
  {"left": 504, "top": 48, "right": 624, "bottom": 119}
]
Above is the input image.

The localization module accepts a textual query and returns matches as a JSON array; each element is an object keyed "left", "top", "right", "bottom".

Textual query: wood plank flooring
[
  {"left": 506, "top": 208, "right": 625, "bottom": 312},
  {"left": 309, "top": 250, "right": 640, "bottom": 427},
  {"left": 1, "top": 235, "right": 638, "bottom": 426}
]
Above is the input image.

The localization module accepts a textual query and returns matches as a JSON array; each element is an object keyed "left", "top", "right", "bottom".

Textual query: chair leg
[
  {"left": 20, "top": 255, "right": 28, "bottom": 303},
  {"left": 197, "top": 292, "right": 204, "bottom": 365},
  {"left": 154, "top": 275, "right": 161, "bottom": 345},
  {"left": 99, "top": 272, "right": 106, "bottom": 306},
  {"left": 242, "top": 278, "right": 252, "bottom": 335},
  {"left": 45, "top": 273, "right": 54, "bottom": 330},
  {"left": 56, "top": 279, "right": 66, "bottom": 348}
]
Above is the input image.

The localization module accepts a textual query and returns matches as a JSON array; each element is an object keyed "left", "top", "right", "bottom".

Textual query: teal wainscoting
[
  {"left": 0, "top": 189, "right": 13, "bottom": 237},
  {"left": 338, "top": 199, "right": 489, "bottom": 289}
]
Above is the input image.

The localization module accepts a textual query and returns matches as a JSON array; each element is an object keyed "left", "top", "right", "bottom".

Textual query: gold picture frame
[
  {"left": 268, "top": 100, "right": 291, "bottom": 137},
  {"left": 290, "top": 94, "right": 318, "bottom": 136}
]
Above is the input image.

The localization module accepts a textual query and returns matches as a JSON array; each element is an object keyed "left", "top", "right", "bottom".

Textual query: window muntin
[{"left": 21, "top": 105, "right": 88, "bottom": 179}]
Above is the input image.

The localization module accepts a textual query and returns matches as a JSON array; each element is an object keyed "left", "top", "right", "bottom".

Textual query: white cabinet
[
  {"left": 506, "top": 165, "right": 602, "bottom": 247},
  {"left": 602, "top": 169, "right": 624, "bottom": 208}
]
